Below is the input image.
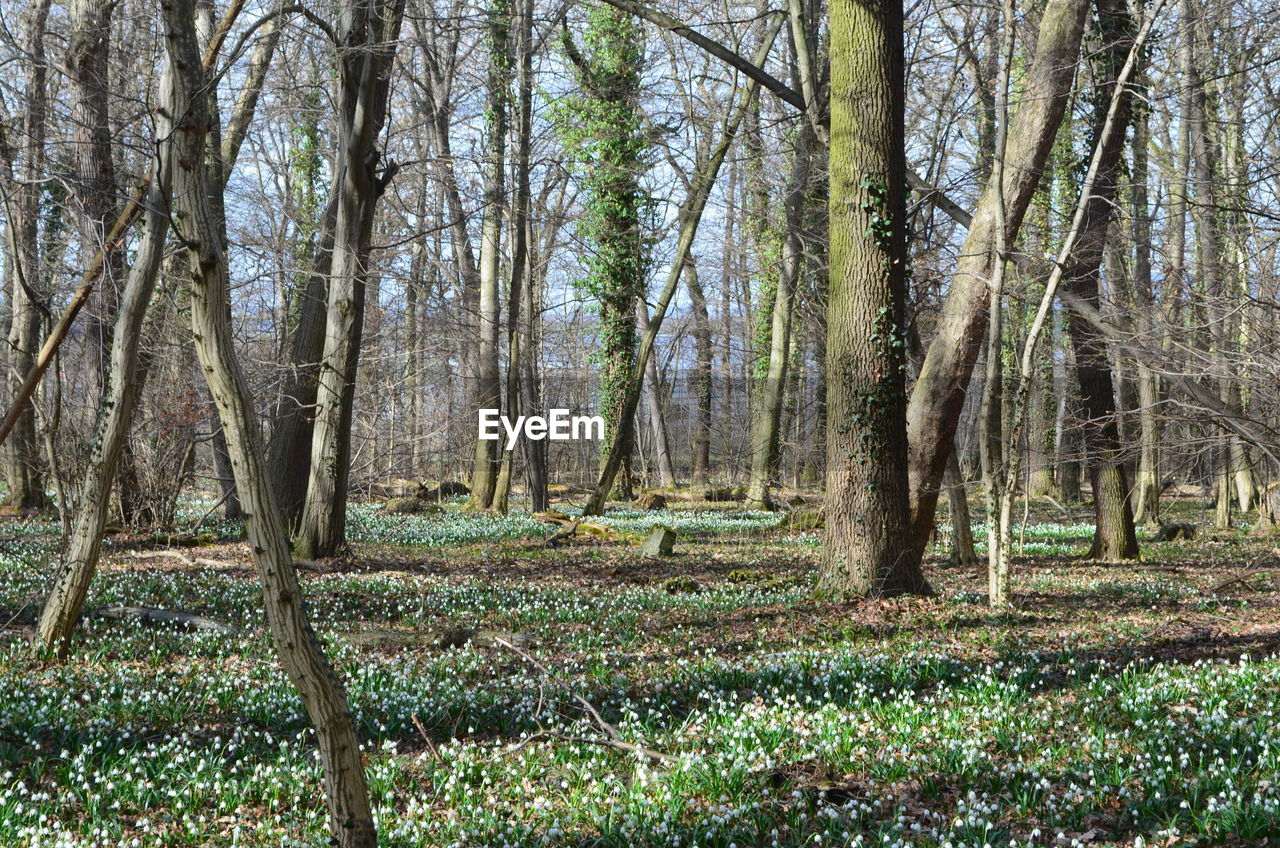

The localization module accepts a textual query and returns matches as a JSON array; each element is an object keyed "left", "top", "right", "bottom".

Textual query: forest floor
[{"left": 1, "top": 497, "right": 1279, "bottom": 846}]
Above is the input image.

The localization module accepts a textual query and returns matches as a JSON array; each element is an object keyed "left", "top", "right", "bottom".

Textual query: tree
[
  {"left": 561, "top": 4, "right": 650, "bottom": 503},
  {"left": 818, "top": 0, "right": 930, "bottom": 597},
  {"left": 1, "top": 0, "right": 52, "bottom": 512},
  {"left": 296, "top": 0, "right": 406, "bottom": 559},
  {"left": 163, "top": 1, "right": 376, "bottom": 842},
  {"left": 465, "top": 0, "right": 512, "bottom": 511},
  {"left": 1058, "top": 0, "right": 1140, "bottom": 560},
  {"left": 904, "top": 0, "right": 1090, "bottom": 557}
]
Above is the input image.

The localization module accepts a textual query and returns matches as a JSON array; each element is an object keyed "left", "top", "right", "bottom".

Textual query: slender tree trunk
[
  {"left": 296, "top": 0, "right": 406, "bottom": 559},
  {"left": 211, "top": 423, "right": 243, "bottom": 520},
  {"left": 687, "top": 261, "right": 713, "bottom": 486},
  {"left": 636, "top": 302, "right": 676, "bottom": 489},
  {"left": 1059, "top": 0, "right": 1139, "bottom": 560},
  {"left": 163, "top": 5, "right": 375, "bottom": 843},
  {"left": 904, "top": 0, "right": 1088, "bottom": 557},
  {"left": 1129, "top": 81, "right": 1161, "bottom": 526},
  {"left": 35, "top": 107, "right": 174, "bottom": 657},
  {"left": 2, "top": 0, "right": 52, "bottom": 512},
  {"left": 944, "top": 449, "right": 978, "bottom": 566},
  {"left": 818, "top": 0, "right": 930, "bottom": 598},
  {"left": 746, "top": 118, "right": 813, "bottom": 510},
  {"left": 465, "top": 0, "right": 510, "bottom": 511}
]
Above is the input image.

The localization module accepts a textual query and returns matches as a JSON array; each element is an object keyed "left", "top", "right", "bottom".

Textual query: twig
[
  {"left": 410, "top": 713, "right": 442, "bottom": 762},
  {"left": 491, "top": 637, "right": 675, "bottom": 765}
]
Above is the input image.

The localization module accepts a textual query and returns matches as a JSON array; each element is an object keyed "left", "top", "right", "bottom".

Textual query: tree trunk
[
  {"left": 636, "top": 302, "right": 676, "bottom": 489},
  {"left": 163, "top": 4, "right": 375, "bottom": 842},
  {"left": 35, "top": 108, "right": 174, "bottom": 657},
  {"left": 465, "top": 0, "right": 510, "bottom": 511},
  {"left": 2, "top": 0, "right": 52, "bottom": 512},
  {"left": 67, "top": 0, "right": 123, "bottom": 386},
  {"left": 1129, "top": 82, "right": 1161, "bottom": 527},
  {"left": 904, "top": 0, "right": 1088, "bottom": 557},
  {"left": 211, "top": 423, "right": 242, "bottom": 521},
  {"left": 687, "top": 261, "right": 713, "bottom": 486},
  {"left": 745, "top": 118, "right": 813, "bottom": 510},
  {"left": 1059, "top": 0, "right": 1139, "bottom": 560},
  {"left": 944, "top": 449, "right": 978, "bottom": 566},
  {"left": 818, "top": 0, "right": 930, "bottom": 598},
  {"left": 266, "top": 193, "right": 338, "bottom": 528},
  {"left": 296, "top": 0, "right": 406, "bottom": 559}
]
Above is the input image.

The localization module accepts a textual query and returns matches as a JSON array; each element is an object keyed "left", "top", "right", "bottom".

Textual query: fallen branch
[
  {"left": 125, "top": 550, "right": 228, "bottom": 569},
  {"left": 545, "top": 522, "right": 579, "bottom": 548},
  {"left": 1206, "top": 555, "right": 1280, "bottom": 595},
  {"left": 410, "top": 713, "right": 443, "bottom": 762},
  {"left": 492, "top": 637, "right": 675, "bottom": 766},
  {"left": 85, "top": 605, "right": 238, "bottom": 634}
]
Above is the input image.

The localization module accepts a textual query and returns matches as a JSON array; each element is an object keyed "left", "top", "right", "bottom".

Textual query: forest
[{"left": 0, "top": 0, "right": 1279, "bottom": 844}]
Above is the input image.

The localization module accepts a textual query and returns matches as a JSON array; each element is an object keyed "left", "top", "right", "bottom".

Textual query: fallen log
[{"left": 85, "top": 606, "right": 238, "bottom": 634}]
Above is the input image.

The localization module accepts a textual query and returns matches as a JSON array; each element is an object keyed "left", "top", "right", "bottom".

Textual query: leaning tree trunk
[
  {"left": 904, "top": 0, "right": 1089, "bottom": 557},
  {"left": 818, "top": 0, "right": 930, "bottom": 598},
  {"left": 35, "top": 106, "right": 174, "bottom": 657},
  {"left": 162, "top": 3, "right": 375, "bottom": 843},
  {"left": 296, "top": 0, "right": 406, "bottom": 559}
]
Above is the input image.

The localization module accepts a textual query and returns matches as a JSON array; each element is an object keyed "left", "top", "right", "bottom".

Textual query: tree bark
[{"left": 818, "top": 0, "right": 930, "bottom": 598}]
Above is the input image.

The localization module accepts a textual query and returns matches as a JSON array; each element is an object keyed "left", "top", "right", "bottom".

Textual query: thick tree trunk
[
  {"left": 162, "top": 4, "right": 375, "bottom": 843},
  {"left": 818, "top": 0, "right": 930, "bottom": 598},
  {"left": 266, "top": 194, "right": 338, "bottom": 528},
  {"left": 67, "top": 0, "right": 123, "bottom": 384},
  {"left": 904, "top": 0, "right": 1088, "bottom": 557},
  {"left": 296, "top": 0, "right": 405, "bottom": 559}
]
